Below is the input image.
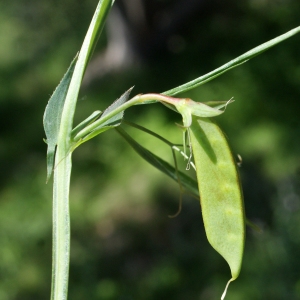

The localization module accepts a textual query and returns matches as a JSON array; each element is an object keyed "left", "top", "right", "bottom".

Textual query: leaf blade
[
  {"left": 163, "top": 26, "right": 300, "bottom": 96},
  {"left": 43, "top": 55, "right": 77, "bottom": 181},
  {"left": 116, "top": 127, "right": 199, "bottom": 197},
  {"left": 98, "top": 87, "right": 134, "bottom": 127}
]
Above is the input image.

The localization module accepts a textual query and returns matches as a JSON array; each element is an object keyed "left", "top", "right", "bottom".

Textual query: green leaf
[
  {"left": 116, "top": 127, "right": 199, "bottom": 197},
  {"left": 163, "top": 26, "right": 300, "bottom": 96},
  {"left": 189, "top": 116, "right": 245, "bottom": 298},
  {"left": 97, "top": 87, "right": 134, "bottom": 127},
  {"left": 43, "top": 55, "right": 77, "bottom": 182}
]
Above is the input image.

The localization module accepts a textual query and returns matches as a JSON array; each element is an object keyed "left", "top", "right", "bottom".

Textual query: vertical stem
[
  {"left": 49, "top": 2, "right": 114, "bottom": 299},
  {"left": 51, "top": 146, "right": 72, "bottom": 300}
]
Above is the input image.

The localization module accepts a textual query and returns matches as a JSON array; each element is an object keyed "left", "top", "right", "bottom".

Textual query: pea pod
[{"left": 189, "top": 116, "right": 245, "bottom": 299}]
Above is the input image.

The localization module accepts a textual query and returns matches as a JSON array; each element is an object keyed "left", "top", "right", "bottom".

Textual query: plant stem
[
  {"left": 50, "top": 2, "right": 114, "bottom": 299},
  {"left": 73, "top": 93, "right": 182, "bottom": 141},
  {"left": 59, "top": 0, "right": 114, "bottom": 142},
  {"left": 51, "top": 146, "right": 72, "bottom": 300}
]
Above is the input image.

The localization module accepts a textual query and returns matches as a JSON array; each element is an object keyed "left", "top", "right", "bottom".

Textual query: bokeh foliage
[{"left": 1, "top": 0, "right": 300, "bottom": 299}]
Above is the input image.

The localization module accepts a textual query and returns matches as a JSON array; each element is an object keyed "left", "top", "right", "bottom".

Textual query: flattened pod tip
[{"left": 221, "top": 277, "right": 235, "bottom": 300}]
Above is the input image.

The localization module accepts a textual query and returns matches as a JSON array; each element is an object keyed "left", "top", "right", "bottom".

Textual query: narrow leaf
[
  {"left": 164, "top": 26, "right": 300, "bottom": 96},
  {"left": 98, "top": 87, "right": 134, "bottom": 127},
  {"left": 116, "top": 127, "right": 199, "bottom": 197},
  {"left": 189, "top": 116, "right": 245, "bottom": 296},
  {"left": 43, "top": 55, "right": 77, "bottom": 181}
]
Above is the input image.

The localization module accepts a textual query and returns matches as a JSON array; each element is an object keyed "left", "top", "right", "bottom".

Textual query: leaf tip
[{"left": 45, "top": 170, "right": 52, "bottom": 184}]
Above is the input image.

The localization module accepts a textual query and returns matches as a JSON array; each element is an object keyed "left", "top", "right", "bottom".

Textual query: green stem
[
  {"left": 73, "top": 93, "right": 181, "bottom": 141},
  {"left": 59, "top": 0, "right": 114, "bottom": 142},
  {"left": 51, "top": 147, "right": 72, "bottom": 300},
  {"left": 50, "top": 1, "right": 114, "bottom": 299}
]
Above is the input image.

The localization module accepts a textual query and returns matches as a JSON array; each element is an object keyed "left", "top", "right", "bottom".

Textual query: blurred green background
[{"left": 1, "top": 0, "right": 300, "bottom": 299}]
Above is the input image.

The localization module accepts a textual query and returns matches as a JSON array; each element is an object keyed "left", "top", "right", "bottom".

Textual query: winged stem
[{"left": 50, "top": 1, "right": 114, "bottom": 300}]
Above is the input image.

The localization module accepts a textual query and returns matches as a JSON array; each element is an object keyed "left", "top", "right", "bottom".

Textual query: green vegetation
[{"left": 1, "top": 1, "right": 300, "bottom": 299}]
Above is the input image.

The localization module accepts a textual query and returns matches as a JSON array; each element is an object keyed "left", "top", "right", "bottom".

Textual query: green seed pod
[{"left": 189, "top": 116, "right": 245, "bottom": 298}]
